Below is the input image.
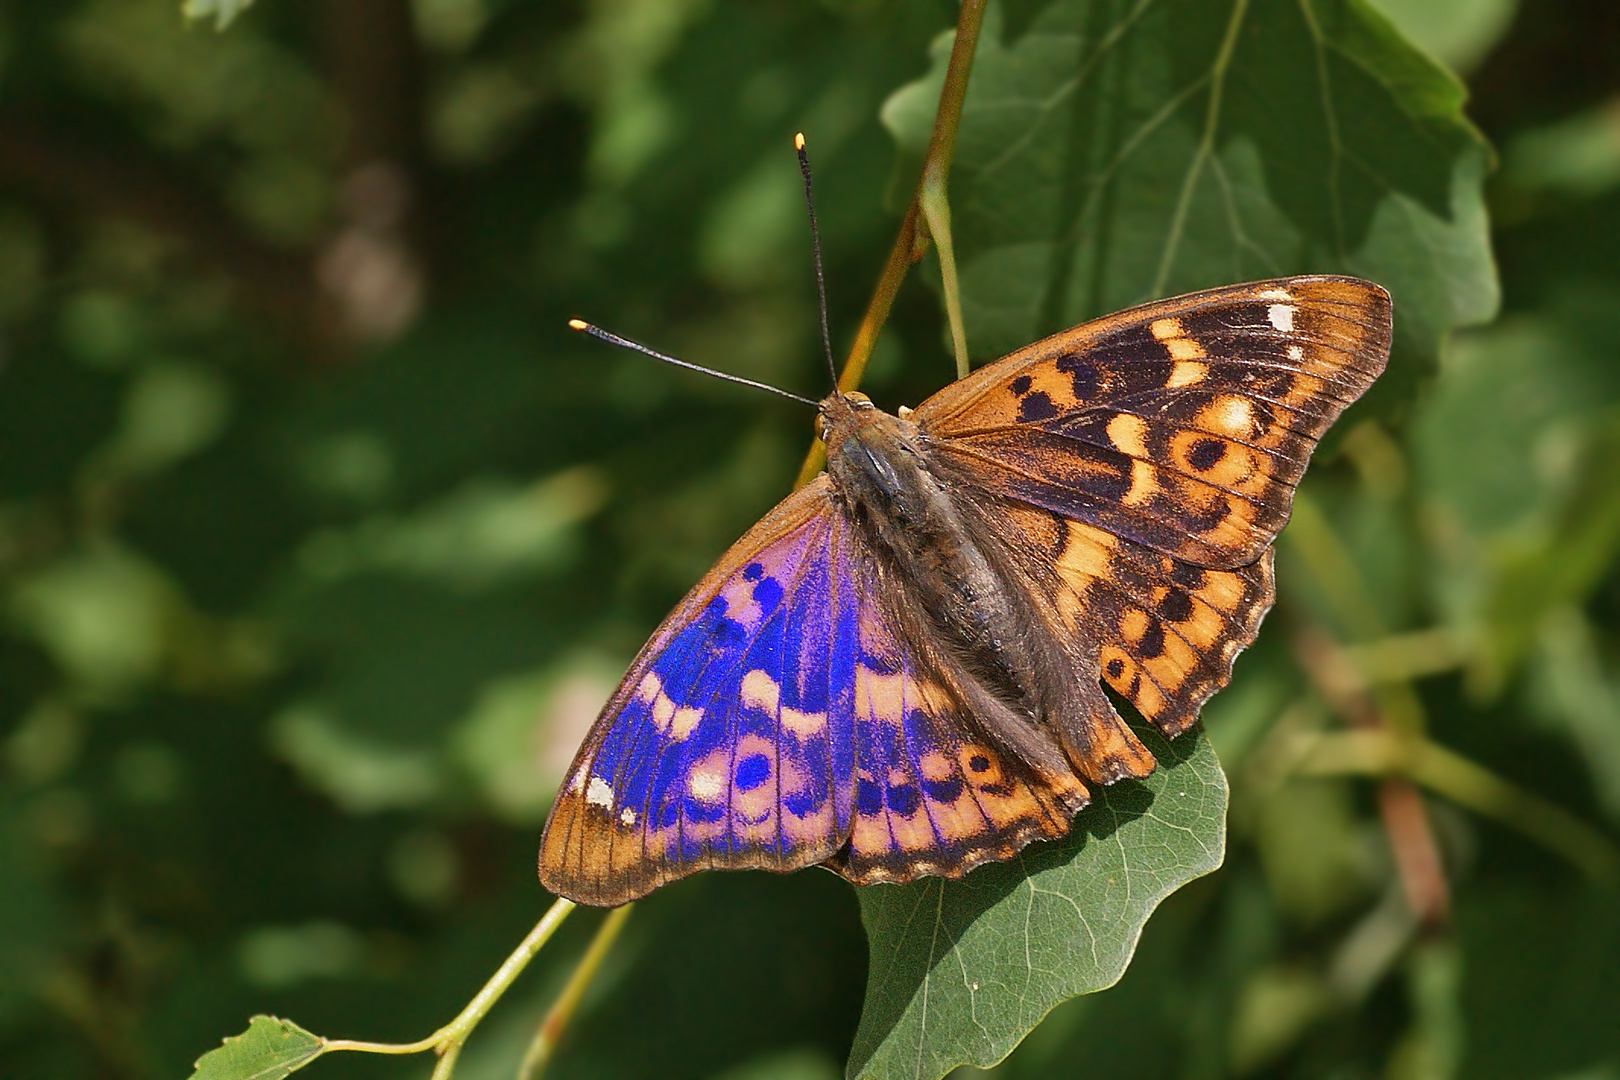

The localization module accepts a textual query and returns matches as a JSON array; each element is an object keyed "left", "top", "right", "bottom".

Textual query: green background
[{"left": 3, "top": 0, "right": 1619, "bottom": 1078}]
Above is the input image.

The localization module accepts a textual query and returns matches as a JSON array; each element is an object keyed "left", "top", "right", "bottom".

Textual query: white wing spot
[
  {"left": 740, "top": 669, "right": 781, "bottom": 714},
  {"left": 1213, "top": 395, "right": 1253, "bottom": 436},
  {"left": 585, "top": 775, "right": 614, "bottom": 809},
  {"left": 619, "top": 807, "right": 637, "bottom": 826},
  {"left": 1287, "top": 344, "right": 1304, "bottom": 361},
  {"left": 689, "top": 767, "right": 724, "bottom": 802},
  {"left": 1268, "top": 304, "right": 1295, "bottom": 332},
  {"left": 670, "top": 706, "right": 703, "bottom": 739},
  {"left": 636, "top": 671, "right": 662, "bottom": 703}
]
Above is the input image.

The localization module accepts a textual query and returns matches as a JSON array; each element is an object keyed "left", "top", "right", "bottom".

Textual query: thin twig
[
  {"left": 1292, "top": 729, "right": 1620, "bottom": 889},
  {"left": 1294, "top": 624, "right": 1451, "bottom": 925},
  {"left": 1286, "top": 490, "right": 1448, "bottom": 923},
  {"left": 321, "top": 897, "right": 577, "bottom": 1067},
  {"left": 794, "top": 0, "right": 988, "bottom": 487},
  {"left": 519, "top": 904, "right": 635, "bottom": 1080}
]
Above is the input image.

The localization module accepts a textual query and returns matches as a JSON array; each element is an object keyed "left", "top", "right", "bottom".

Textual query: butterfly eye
[
  {"left": 845, "top": 391, "right": 874, "bottom": 410},
  {"left": 815, "top": 413, "right": 830, "bottom": 441}
]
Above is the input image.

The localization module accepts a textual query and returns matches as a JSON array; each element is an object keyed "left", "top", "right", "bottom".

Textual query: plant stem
[
  {"left": 321, "top": 897, "right": 577, "bottom": 1069},
  {"left": 1295, "top": 729, "right": 1620, "bottom": 888},
  {"left": 519, "top": 903, "right": 635, "bottom": 1079},
  {"left": 432, "top": 1042, "right": 464, "bottom": 1080},
  {"left": 1285, "top": 491, "right": 1427, "bottom": 739},
  {"left": 794, "top": 0, "right": 987, "bottom": 488}
]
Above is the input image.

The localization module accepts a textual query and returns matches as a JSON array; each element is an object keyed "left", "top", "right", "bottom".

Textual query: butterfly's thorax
[{"left": 820, "top": 394, "right": 1046, "bottom": 714}]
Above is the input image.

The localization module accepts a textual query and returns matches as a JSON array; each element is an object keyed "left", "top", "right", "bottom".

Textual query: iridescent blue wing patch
[{"left": 540, "top": 477, "right": 858, "bottom": 905}]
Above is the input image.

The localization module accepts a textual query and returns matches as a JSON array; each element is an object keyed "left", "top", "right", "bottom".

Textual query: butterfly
[{"left": 540, "top": 276, "right": 1390, "bottom": 906}]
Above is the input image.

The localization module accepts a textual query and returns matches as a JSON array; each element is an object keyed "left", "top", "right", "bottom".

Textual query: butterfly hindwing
[
  {"left": 1048, "top": 515, "right": 1275, "bottom": 737},
  {"left": 835, "top": 566, "right": 1089, "bottom": 884},
  {"left": 917, "top": 277, "right": 1390, "bottom": 569},
  {"left": 539, "top": 479, "right": 858, "bottom": 906},
  {"left": 540, "top": 478, "right": 1098, "bottom": 904}
]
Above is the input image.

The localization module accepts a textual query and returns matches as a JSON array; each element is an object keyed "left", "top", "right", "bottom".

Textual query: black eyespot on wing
[
  {"left": 1138, "top": 618, "right": 1166, "bottom": 659},
  {"left": 1158, "top": 591, "right": 1194, "bottom": 622},
  {"left": 1055, "top": 354, "right": 1099, "bottom": 401},
  {"left": 1017, "top": 391, "right": 1059, "bottom": 422},
  {"left": 887, "top": 784, "right": 922, "bottom": 816},
  {"left": 1011, "top": 374, "right": 1033, "bottom": 396},
  {"left": 1188, "top": 438, "right": 1226, "bottom": 472}
]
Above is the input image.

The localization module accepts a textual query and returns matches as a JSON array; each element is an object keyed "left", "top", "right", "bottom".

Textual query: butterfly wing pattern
[
  {"left": 916, "top": 276, "right": 1387, "bottom": 737},
  {"left": 541, "top": 276, "right": 1390, "bottom": 906}
]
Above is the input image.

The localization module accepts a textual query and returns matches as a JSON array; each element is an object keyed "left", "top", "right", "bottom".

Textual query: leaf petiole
[{"left": 321, "top": 897, "right": 577, "bottom": 1063}]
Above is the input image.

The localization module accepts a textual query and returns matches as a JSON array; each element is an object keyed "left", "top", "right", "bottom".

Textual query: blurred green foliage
[{"left": 2, "top": 0, "right": 1620, "bottom": 1078}]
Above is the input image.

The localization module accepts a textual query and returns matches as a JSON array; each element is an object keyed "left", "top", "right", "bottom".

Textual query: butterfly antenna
[
  {"left": 795, "top": 133, "right": 840, "bottom": 393},
  {"left": 567, "top": 320, "right": 819, "bottom": 407}
]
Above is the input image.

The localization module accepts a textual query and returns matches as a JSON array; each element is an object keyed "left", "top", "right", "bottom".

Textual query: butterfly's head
[{"left": 815, "top": 390, "right": 878, "bottom": 447}]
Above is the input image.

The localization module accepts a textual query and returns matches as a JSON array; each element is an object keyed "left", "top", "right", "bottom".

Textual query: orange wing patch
[{"left": 1050, "top": 519, "right": 1274, "bottom": 737}]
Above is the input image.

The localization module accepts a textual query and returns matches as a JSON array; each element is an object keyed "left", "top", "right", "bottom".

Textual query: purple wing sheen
[
  {"left": 539, "top": 479, "right": 1094, "bottom": 905},
  {"left": 834, "top": 567, "right": 1090, "bottom": 885},
  {"left": 539, "top": 478, "right": 859, "bottom": 906}
]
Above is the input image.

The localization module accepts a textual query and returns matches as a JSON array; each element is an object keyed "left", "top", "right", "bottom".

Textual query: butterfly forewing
[{"left": 915, "top": 277, "right": 1391, "bottom": 569}]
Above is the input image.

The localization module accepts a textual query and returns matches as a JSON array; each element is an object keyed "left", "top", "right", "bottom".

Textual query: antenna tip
[
  {"left": 794, "top": 132, "right": 806, "bottom": 151},
  {"left": 567, "top": 318, "right": 589, "bottom": 331}
]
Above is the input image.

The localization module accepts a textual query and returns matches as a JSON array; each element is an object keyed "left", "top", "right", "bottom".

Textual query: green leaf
[
  {"left": 188, "top": 1016, "right": 324, "bottom": 1080},
  {"left": 885, "top": 0, "right": 1497, "bottom": 398},
  {"left": 1360, "top": 0, "right": 1518, "bottom": 73},
  {"left": 181, "top": 0, "right": 257, "bottom": 31},
  {"left": 848, "top": 727, "right": 1226, "bottom": 1079}
]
